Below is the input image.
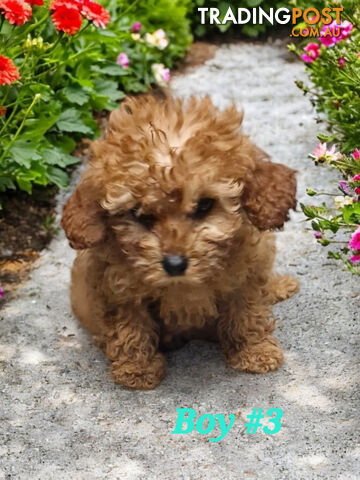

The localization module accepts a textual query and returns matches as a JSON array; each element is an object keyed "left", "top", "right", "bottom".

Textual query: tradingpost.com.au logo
[{"left": 197, "top": 6, "right": 344, "bottom": 38}]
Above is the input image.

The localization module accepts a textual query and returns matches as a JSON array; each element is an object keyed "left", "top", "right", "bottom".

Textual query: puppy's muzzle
[{"left": 162, "top": 255, "right": 188, "bottom": 276}]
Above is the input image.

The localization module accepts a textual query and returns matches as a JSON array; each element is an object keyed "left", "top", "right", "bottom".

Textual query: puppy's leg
[
  {"left": 217, "top": 289, "right": 283, "bottom": 374},
  {"left": 267, "top": 274, "right": 299, "bottom": 304},
  {"left": 105, "top": 305, "right": 166, "bottom": 390}
]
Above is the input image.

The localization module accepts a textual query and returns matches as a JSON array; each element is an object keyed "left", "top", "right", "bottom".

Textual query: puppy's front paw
[
  {"left": 226, "top": 336, "right": 283, "bottom": 374},
  {"left": 111, "top": 353, "right": 166, "bottom": 390},
  {"left": 271, "top": 275, "right": 299, "bottom": 304}
]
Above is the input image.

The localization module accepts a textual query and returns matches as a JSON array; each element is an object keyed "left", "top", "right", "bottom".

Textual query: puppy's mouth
[{"left": 156, "top": 261, "right": 210, "bottom": 288}]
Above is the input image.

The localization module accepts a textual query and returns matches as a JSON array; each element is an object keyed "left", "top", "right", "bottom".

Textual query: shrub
[
  {"left": 290, "top": 0, "right": 360, "bottom": 274},
  {"left": 0, "top": 0, "right": 191, "bottom": 204}
]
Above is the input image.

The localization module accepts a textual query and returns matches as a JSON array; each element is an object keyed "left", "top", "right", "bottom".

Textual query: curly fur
[{"left": 61, "top": 94, "right": 299, "bottom": 389}]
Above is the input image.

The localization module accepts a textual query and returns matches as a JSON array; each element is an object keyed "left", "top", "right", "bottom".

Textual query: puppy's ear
[
  {"left": 61, "top": 174, "right": 105, "bottom": 249},
  {"left": 241, "top": 147, "right": 297, "bottom": 230}
]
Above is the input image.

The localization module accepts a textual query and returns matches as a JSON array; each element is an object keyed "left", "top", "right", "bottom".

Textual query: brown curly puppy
[{"left": 62, "top": 94, "right": 299, "bottom": 390}]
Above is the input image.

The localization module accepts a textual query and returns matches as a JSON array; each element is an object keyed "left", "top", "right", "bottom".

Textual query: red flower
[
  {"left": 0, "top": 55, "right": 20, "bottom": 85},
  {"left": 0, "top": 106, "right": 7, "bottom": 116},
  {"left": 81, "top": 0, "right": 110, "bottom": 29},
  {"left": 0, "top": 0, "right": 32, "bottom": 26},
  {"left": 24, "top": 0, "right": 43, "bottom": 5},
  {"left": 51, "top": 6, "right": 82, "bottom": 34},
  {"left": 50, "top": 0, "right": 81, "bottom": 11}
]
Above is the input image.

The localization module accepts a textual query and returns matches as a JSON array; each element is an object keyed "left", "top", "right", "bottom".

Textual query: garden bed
[{"left": 0, "top": 39, "right": 216, "bottom": 298}]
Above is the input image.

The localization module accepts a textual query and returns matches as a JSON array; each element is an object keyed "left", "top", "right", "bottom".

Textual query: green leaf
[
  {"left": 0, "top": 176, "right": 16, "bottom": 192},
  {"left": 317, "top": 133, "right": 338, "bottom": 143},
  {"left": 48, "top": 134, "right": 77, "bottom": 154},
  {"left": 93, "top": 78, "right": 125, "bottom": 102},
  {"left": 29, "top": 84, "right": 54, "bottom": 102},
  {"left": 56, "top": 109, "right": 93, "bottom": 135},
  {"left": 328, "top": 251, "right": 342, "bottom": 260},
  {"left": 17, "top": 177, "right": 32, "bottom": 193},
  {"left": 342, "top": 203, "right": 360, "bottom": 224},
  {"left": 91, "top": 64, "right": 130, "bottom": 76},
  {"left": 46, "top": 166, "right": 69, "bottom": 188},
  {"left": 23, "top": 110, "right": 60, "bottom": 139},
  {"left": 311, "top": 221, "right": 321, "bottom": 232},
  {"left": 300, "top": 203, "right": 317, "bottom": 219},
  {"left": 62, "top": 86, "right": 89, "bottom": 106},
  {"left": 42, "top": 148, "right": 79, "bottom": 168},
  {"left": 8, "top": 139, "right": 42, "bottom": 168}
]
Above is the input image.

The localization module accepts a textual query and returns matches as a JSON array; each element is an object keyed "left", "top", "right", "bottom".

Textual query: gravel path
[{"left": 1, "top": 40, "right": 359, "bottom": 480}]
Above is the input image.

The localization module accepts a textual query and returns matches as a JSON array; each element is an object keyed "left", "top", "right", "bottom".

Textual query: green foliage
[
  {"left": 0, "top": 0, "right": 191, "bottom": 203},
  {"left": 130, "top": 0, "right": 193, "bottom": 65},
  {"left": 292, "top": 0, "right": 360, "bottom": 274}
]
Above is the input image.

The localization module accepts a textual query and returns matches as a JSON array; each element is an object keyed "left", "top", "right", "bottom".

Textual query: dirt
[
  {"left": 0, "top": 190, "right": 56, "bottom": 300},
  {"left": 0, "top": 139, "right": 92, "bottom": 300},
  {"left": 176, "top": 41, "right": 218, "bottom": 72}
]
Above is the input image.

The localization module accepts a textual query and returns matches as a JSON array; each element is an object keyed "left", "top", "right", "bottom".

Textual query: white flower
[
  {"left": 151, "top": 63, "right": 171, "bottom": 87},
  {"left": 131, "top": 33, "right": 141, "bottom": 41},
  {"left": 334, "top": 196, "right": 354, "bottom": 208},
  {"left": 145, "top": 29, "right": 169, "bottom": 50}
]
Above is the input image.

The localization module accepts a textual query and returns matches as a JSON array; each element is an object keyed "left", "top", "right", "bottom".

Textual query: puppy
[{"left": 61, "top": 94, "right": 299, "bottom": 390}]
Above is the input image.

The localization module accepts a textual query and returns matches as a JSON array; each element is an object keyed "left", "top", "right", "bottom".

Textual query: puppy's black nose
[{"left": 162, "top": 255, "right": 188, "bottom": 276}]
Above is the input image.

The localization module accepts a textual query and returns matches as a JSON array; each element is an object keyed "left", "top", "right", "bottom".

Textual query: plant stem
[
  {"left": 0, "top": 94, "right": 41, "bottom": 165},
  {"left": 120, "top": 0, "right": 141, "bottom": 17},
  {"left": 8, "top": 12, "right": 49, "bottom": 47},
  {"left": 0, "top": 102, "right": 19, "bottom": 138},
  {"left": 0, "top": 87, "right": 10, "bottom": 107},
  {"left": 32, "top": 44, "right": 97, "bottom": 78},
  {"left": 47, "top": 32, "right": 64, "bottom": 55}
]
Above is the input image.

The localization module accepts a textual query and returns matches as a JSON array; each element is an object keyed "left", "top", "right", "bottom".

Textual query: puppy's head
[{"left": 62, "top": 95, "right": 296, "bottom": 287}]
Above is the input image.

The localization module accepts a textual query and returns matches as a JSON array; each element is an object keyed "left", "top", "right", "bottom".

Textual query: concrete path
[{"left": 1, "top": 40, "right": 359, "bottom": 480}]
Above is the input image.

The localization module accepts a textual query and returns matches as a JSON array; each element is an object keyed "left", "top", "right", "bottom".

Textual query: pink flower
[
  {"left": 151, "top": 63, "right": 170, "bottom": 87},
  {"left": 319, "top": 21, "right": 353, "bottom": 47},
  {"left": 0, "top": 286, "right": 3, "bottom": 299},
  {"left": 313, "top": 142, "right": 327, "bottom": 158},
  {"left": 339, "top": 20, "right": 353, "bottom": 40},
  {"left": 354, "top": 174, "right": 360, "bottom": 195},
  {"left": 349, "top": 226, "right": 360, "bottom": 250},
  {"left": 357, "top": 53, "right": 360, "bottom": 58},
  {"left": 314, "top": 232, "right": 323, "bottom": 239},
  {"left": 311, "top": 142, "right": 343, "bottom": 163},
  {"left": 338, "top": 57, "right": 346, "bottom": 68},
  {"left": 301, "top": 42, "right": 320, "bottom": 63},
  {"left": 116, "top": 52, "right": 129, "bottom": 68},
  {"left": 131, "top": 21, "right": 141, "bottom": 33},
  {"left": 350, "top": 254, "right": 360, "bottom": 263},
  {"left": 352, "top": 148, "right": 360, "bottom": 159},
  {"left": 339, "top": 181, "right": 352, "bottom": 195},
  {"left": 319, "top": 22, "right": 339, "bottom": 47}
]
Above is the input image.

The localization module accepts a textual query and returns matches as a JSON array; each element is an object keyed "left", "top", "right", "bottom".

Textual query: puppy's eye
[
  {"left": 130, "top": 208, "right": 156, "bottom": 230},
  {"left": 191, "top": 197, "right": 215, "bottom": 219}
]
